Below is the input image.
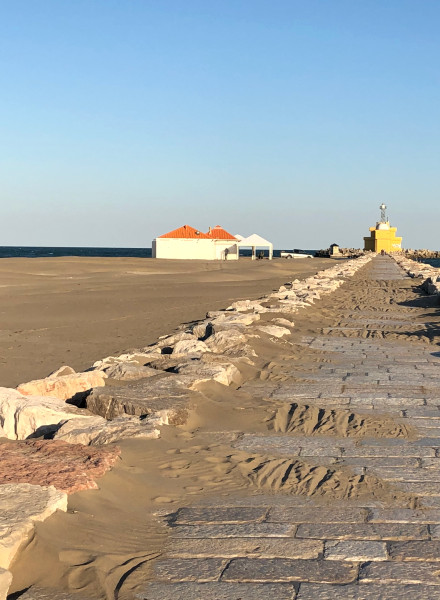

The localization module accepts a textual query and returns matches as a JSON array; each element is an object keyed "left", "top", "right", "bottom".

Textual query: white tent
[{"left": 236, "top": 233, "right": 274, "bottom": 260}]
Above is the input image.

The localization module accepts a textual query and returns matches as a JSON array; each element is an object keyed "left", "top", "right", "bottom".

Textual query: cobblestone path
[{"left": 138, "top": 256, "right": 440, "bottom": 599}]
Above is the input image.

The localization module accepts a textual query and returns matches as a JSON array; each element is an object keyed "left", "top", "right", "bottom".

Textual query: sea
[
  {"left": 421, "top": 259, "right": 440, "bottom": 268},
  {"left": 0, "top": 247, "right": 316, "bottom": 259}
]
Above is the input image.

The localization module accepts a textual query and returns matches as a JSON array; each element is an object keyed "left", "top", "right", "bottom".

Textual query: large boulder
[
  {"left": 103, "top": 362, "right": 159, "bottom": 381},
  {"left": 0, "top": 568, "right": 12, "bottom": 600},
  {"left": 210, "top": 312, "right": 261, "bottom": 327},
  {"left": 257, "top": 325, "right": 291, "bottom": 338},
  {"left": 174, "top": 357, "right": 242, "bottom": 387},
  {"left": 17, "top": 370, "right": 106, "bottom": 401},
  {"left": 0, "top": 388, "right": 90, "bottom": 440},
  {"left": 54, "top": 414, "right": 160, "bottom": 445},
  {"left": 85, "top": 372, "right": 195, "bottom": 423},
  {"left": 93, "top": 350, "right": 161, "bottom": 371},
  {"left": 0, "top": 483, "right": 67, "bottom": 597},
  {"left": 204, "top": 329, "right": 256, "bottom": 358},
  {"left": 0, "top": 439, "right": 120, "bottom": 493},
  {"left": 172, "top": 339, "right": 211, "bottom": 356}
]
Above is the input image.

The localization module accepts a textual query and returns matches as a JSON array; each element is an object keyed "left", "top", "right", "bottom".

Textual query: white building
[{"left": 152, "top": 224, "right": 239, "bottom": 260}]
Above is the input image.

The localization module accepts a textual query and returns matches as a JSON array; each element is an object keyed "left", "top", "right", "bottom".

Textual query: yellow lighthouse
[{"left": 364, "top": 204, "right": 402, "bottom": 253}]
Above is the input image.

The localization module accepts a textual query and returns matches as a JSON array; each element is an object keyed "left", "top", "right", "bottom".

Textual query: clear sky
[{"left": 1, "top": 0, "right": 439, "bottom": 249}]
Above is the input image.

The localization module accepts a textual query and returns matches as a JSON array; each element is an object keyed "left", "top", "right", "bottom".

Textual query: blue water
[
  {"left": 422, "top": 258, "right": 440, "bottom": 268},
  {"left": 0, "top": 246, "right": 317, "bottom": 259}
]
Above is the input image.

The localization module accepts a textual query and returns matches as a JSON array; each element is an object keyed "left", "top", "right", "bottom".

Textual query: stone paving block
[
  {"left": 222, "top": 558, "right": 357, "bottom": 584},
  {"left": 165, "top": 537, "right": 323, "bottom": 559},
  {"left": 337, "top": 457, "right": 420, "bottom": 468},
  {"left": 366, "top": 467, "right": 440, "bottom": 482},
  {"left": 15, "top": 587, "right": 89, "bottom": 599},
  {"left": 324, "top": 540, "right": 387, "bottom": 562},
  {"left": 296, "top": 523, "right": 429, "bottom": 541},
  {"left": 233, "top": 435, "right": 345, "bottom": 458},
  {"left": 369, "top": 508, "right": 440, "bottom": 524},
  {"left": 172, "top": 507, "right": 268, "bottom": 525},
  {"left": 421, "top": 497, "right": 440, "bottom": 509},
  {"left": 268, "top": 506, "right": 368, "bottom": 524},
  {"left": 135, "top": 582, "right": 297, "bottom": 600},
  {"left": 389, "top": 540, "right": 440, "bottom": 562},
  {"left": 342, "top": 445, "right": 436, "bottom": 457},
  {"left": 297, "top": 583, "right": 440, "bottom": 599},
  {"left": 396, "top": 481, "right": 440, "bottom": 495},
  {"left": 170, "top": 523, "right": 297, "bottom": 538},
  {"left": 154, "top": 558, "right": 227, "bottom": 582},
  {"left": 359, "top": 561, "right": 440, "bottom": 584},
  {"left": 429, "top": 524, "right": 440, "bottom": 539}
]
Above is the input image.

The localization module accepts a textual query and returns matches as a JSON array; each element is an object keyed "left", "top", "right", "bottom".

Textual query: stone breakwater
[
  {"left": 393, "top": 254, "right": 440, "bottom": 299},
  {"left": 0, "top": 255, "right": 373, "bottom": 599}
]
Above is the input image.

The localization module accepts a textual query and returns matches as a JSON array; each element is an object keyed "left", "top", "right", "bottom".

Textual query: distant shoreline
[{"left": 0, "top": 246, "right": 318, "bottom": 259}]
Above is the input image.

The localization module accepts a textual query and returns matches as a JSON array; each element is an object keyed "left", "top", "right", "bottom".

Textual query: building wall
[
  {"left": 363, "top": 227, "right": 403, "bottom": 253},
  {"left": 152, "top": 238, "right": 239, "bottom": 260},
  {"left": 214, "top": 240, "right": 239, "bottom": 260}
]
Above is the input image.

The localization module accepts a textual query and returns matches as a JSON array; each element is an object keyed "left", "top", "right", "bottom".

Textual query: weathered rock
[
  {"left": 14, "top": 587, "right": 89, "bottom": 599},
  {"left": 103, "top": 362, "right": 159, "bottom": 381},
  {"left": 158, "top": 332, "right": 196, "bottom": 349},
  {"left": 54, "top": 414, "right": 160, "bottom": 445},
  {"left": 189, "top": 320, "right": 214, "bottom": 340},
  {"left": 211, "top": 313, "right": 261, "bottom": 327},
  {"left": 17, "top": 371, "right": 106, "bottom": 401},
  {"left": 48, "top": 365, "right": 76, "bottom": 378},
  {"left": 172, "top": 339, "right": 211, "bottom": 356},
  {"left": 0, "top": 387, "right": 90, "bottom": 440},
  {"left": 204, "top": 329, "right": 249, "bottom": 353},
  {"left": 86, "top": 372, "right": 195, "bottom": 423},
  {"left": 0, "top": 440, "right": 120, "bottom": 493},
  {"left": 257, "top": 325, "right": 291, "bottom": 338},
  {"left": 0, "top": 483, "right": 67, "bottom": 579},
  {"left": 227, "top": 299, "right": 268, "bottom": 313},
  {"left": 175, "top": 359, "right": 242, "bottom": 387},
  {"left": 271, "top": 318, "right": 294, "bottom": 328},
  {"left": 93, "top": 350, "right": 161, "bottom": 371},
  {"left": 0, "top": 568, "right": 12, "bottom": 600}
]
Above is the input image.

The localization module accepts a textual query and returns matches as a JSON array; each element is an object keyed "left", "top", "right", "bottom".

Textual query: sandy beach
[{"left": 0, "top": 256, "right": 331, "bottom": 388}]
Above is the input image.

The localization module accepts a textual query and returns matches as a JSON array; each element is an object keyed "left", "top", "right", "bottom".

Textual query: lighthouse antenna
[{"left": 379, "top": 203, "right": 387, "bottom": 223}]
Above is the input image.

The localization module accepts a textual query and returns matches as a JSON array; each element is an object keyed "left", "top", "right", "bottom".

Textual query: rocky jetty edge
[
  {"left": 0, "top": 255, "right": 374, "bottom": 600},
  {"left": 394, "top": 255, "right": 440, "bottom": 299}
]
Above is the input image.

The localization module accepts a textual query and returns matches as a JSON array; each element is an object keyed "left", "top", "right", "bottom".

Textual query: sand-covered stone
[
  {"left": 85, "top": 372, "right": 195, "bottom": 422},
  {"left": 103, "top": 362, "right": 159, "bottom": 381},
  {"left": 54, "top": 414, "right": 160, "bottom": 445},
  {"left": 257, "top": 325, "right": 291, "bottom": 338},
  {"left": 172, "top": 339, "right": 211, "bottom": 356},
  {"left": 0, "top": 439, "right": 120, "bottom": 493},
  {"left": 175, "top": 359, "right": 242, "bottom": 387},
  {"left": 0, "top": 483, "right": 67, "bottom": 577},
  {"left": 0, "top": 568, "right": 12, "bottom": 600},
  {"left": 15, "top": 587, "right": 89, "bottom": 599},
  {"left": 204, "top": 329, "right": 250, "bottom": 353},
  {"left": 0, "top": 387, "right": 89, "bottom": 440},
  {"left": 17, "top": 370, "right": 106, "bottom": 401}
]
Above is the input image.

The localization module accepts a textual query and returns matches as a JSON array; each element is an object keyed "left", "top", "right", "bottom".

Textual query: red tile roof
[
  {"left": 159, "top": 225, "right": 211, "bottom": 239},
  {"left": 205, "top": 225, "right": 237, "bottom": 240}
]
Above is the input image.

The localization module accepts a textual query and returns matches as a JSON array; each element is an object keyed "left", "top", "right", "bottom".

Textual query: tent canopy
[{"left": 235, "top": 233, "right": 273, "bottom": 260}]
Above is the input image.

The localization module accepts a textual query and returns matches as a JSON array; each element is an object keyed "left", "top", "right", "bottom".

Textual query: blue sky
[{"left": 1, "top": 0, "right": 438, "bottom": 249}]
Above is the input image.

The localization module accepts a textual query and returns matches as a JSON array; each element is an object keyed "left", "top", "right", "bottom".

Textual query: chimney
[{"left": 209, "top": 227, "right": 212, "bottom": 234}]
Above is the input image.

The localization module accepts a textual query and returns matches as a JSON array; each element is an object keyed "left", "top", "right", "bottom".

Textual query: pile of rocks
[
  {"left": 394, "top": 255, "right": 440, "bottom": 299},
  {"left": 0, "top": 253, "right": 374, "bottom": 599}
]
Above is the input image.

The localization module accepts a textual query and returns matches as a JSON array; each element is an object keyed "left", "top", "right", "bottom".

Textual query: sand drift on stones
[{"left": 268, "top": 402, "right": 412, "bottom": 438}]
